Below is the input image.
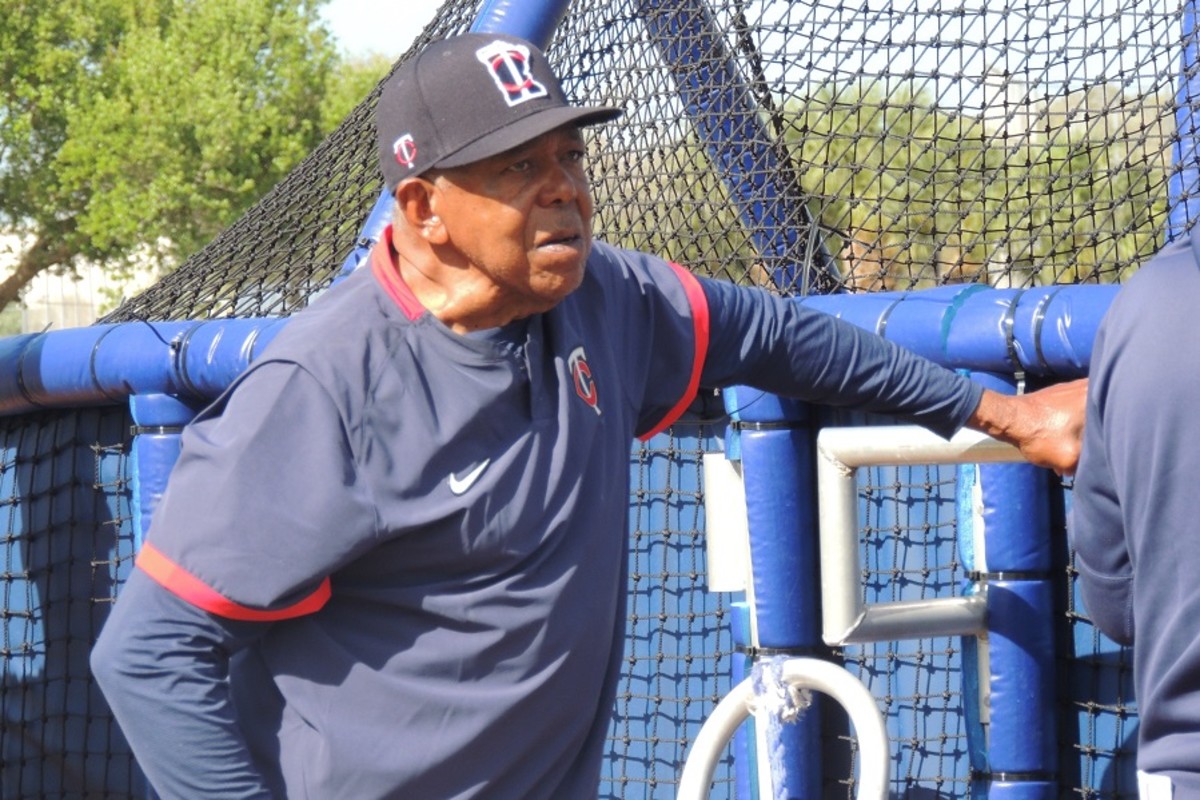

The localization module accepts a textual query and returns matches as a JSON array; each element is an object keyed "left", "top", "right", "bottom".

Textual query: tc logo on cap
[
  {"left": 392, "top": 134, "right": 418, "bottom": 169},
  {"left": 475, "top": 40, "right": 548, "bottom": 107}
]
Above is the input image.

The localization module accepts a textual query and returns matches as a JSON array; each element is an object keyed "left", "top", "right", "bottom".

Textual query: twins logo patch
[
  {"left": 392, "top": 134, "right": 418, "bottom": 169},
  {"left": 568, "top": 346, "right": 601, "bottom": 416},
  {"left": 475, "top": 40, "right": 548, "bottom": 107}
]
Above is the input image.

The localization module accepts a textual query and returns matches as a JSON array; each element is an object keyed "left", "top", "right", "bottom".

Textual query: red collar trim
[{"left": 370, "top": 225, "right": 425, "bottom": 321}]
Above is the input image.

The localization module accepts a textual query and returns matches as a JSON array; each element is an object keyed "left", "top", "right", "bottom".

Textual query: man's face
[{"left": 430, "top": 126, "right": 595, "bottom": 317}]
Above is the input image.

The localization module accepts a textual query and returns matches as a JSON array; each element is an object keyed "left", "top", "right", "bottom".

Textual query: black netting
[
  {"left": 842, "top": 464, "right": 973, "bottom": 797},
  {"left": 608, "top": 420, "right": 735, "bottom": 798},
  {"left": 105, "top": 0, "right": 1178, "bottom": 326},
  {"left": 1, "top": 408, "right": 137, "bottom": 799}
]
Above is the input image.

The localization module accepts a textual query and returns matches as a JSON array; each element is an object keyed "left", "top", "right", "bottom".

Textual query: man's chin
[{"left": 528, "top": 267, "right": 586, "bottom": 311}]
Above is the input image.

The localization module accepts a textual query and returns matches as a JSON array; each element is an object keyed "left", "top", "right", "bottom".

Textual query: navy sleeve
[
  {"left": 1068, "top": 236, "right": 1200, "bottom": 648},
  {"left": 140, "top": 360, "right": 378, "bottom": 617},
  {"left": 699, "top": 277, "right": 983, "bottom": 438},
  {"left": 1067, "top": 275, "right": 1140, "bottom": 646},
  {"left": 1069, "top": 373, "right": 1134, "bottom": 644},
  {"left": 582, "top": 244, "right": 708, "bottom": 436},
  {"left": 91, "top": 569, "right": 277, "bottom": 799}
]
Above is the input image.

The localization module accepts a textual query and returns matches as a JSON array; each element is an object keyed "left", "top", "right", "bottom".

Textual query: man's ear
[{"left": 394, "top": 177, "right": 448, "bottom": 244}]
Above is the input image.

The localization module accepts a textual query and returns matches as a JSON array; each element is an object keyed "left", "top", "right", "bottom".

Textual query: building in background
[{"left": 0, "top": 233, "right": 162, "bottom": 335}]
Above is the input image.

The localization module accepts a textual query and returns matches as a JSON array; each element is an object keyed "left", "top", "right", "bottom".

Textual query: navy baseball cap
[{"left": 377, "top": 32, "right": 622, "bottom": 188}]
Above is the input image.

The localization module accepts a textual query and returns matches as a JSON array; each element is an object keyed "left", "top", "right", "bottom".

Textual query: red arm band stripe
[
  {"left": 640, "top": 263, "right": 711, "bottom": 441},
  {"left": 136, "top": 542, "right": 331, "bottom": 622}
]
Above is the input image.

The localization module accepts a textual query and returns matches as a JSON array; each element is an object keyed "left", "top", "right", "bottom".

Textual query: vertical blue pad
[{"left": 739, "top": 423, "right": 821, "bottom": 798}]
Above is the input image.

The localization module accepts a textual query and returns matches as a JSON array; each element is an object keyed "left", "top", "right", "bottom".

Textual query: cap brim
[{"left": 434, "top": 105, "right": 623, "bottom": 170}]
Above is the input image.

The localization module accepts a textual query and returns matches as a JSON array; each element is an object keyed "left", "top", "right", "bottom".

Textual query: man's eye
[{"left": 507, "top": 160, "right": 533, "bottom": 173}]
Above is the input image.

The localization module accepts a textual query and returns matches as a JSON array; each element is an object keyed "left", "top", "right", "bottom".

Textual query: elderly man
[{"left": 93, "top": 32, "right": 1084, "bottom": 799}]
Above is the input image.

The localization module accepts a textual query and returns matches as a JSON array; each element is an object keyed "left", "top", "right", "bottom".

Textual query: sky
[{"left": 319, "top": 0, "right": 440, "bottom": 59}]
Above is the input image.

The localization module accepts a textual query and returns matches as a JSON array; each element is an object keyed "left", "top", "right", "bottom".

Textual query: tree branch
[{"left": 0, "top": 232, "right": 74, "bottom": 315}]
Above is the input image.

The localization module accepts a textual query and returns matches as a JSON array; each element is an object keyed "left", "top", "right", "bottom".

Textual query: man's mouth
[{"left": 536, "top": 232, "right": 583, "bottom": 249}]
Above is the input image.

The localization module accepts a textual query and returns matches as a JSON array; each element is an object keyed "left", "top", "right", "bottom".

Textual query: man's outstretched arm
[{"left": 696, "top": 275, "right": 1087, "bottom": 474}]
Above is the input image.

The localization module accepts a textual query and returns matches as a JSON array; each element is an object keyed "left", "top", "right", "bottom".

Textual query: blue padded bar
[
  {"left": 470, "top": 0, "right": 572, "bottom": 47},
  {"left": 973, "top": 372, "right": 1052, "bottom": 573},
  {"left": 739, "top": 426, "right": 820, "bottom": 798},
  {"left": 987, "top": 580, "right": 1057, "bottom": 781},
  {"left": 0, "top": 284, "right": 1115, "bottom": 420},
  {"left": 1169, "top": 1, "right": 1200, "bottom": 237},
  {"left": 800, "top": 284, "right": 1116, "bottom": 377},
  {"left": 638, "top": 0, "right": 834, "bottom": 293},
  {"left": 0, "top": 319, "right": 285, "bottom": 418},
  {"left": 970, "top": 371, "right": 1057, "bottom": 795},
  {"left": 739, "top": 428, "right": 819, "bottom": 648},
  {"left": 128, "top": 394, "right": 206, "bottom": 548}
]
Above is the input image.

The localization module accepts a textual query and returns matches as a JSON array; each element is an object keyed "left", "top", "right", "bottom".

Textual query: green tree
[
  {"left": 778, "top": 80, "right": 1170, "bottom": 291},
  {"left": 321, "top": 52, "right": 394, "bottom": 134},
  {"left": 0, "top": 0, "right": 342, "bottom": 314}
]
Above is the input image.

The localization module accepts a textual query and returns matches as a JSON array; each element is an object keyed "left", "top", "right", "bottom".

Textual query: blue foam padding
[
  {"left": 987, "top": 580, "right": 1057, "bottom": 773},
  {"left": 739, "top": 427, "right": 822, "bottom": 798}
]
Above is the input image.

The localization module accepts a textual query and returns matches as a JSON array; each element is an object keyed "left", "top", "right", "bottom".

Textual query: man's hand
[{"left": 966, "top": 378, "right": 1088, "bottom": 476}]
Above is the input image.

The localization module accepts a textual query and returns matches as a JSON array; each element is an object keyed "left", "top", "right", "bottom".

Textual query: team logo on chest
[
  {"left": 475, "top": 41, "right": 549, "bottom": 107},
  {"left": 568, "top": 346, "right": 601, "bottom": 416}
]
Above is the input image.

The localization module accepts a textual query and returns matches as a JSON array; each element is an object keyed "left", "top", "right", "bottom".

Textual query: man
[
  {"left": 92, "top": 32, "right": 1085, "bottom": 799},
  {"left": 1071, "top": 227, "right": 1200, "bottom": 798}
]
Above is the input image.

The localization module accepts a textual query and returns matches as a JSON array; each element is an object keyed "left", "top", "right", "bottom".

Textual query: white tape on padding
[
  {"left": 701, "top": 453, "right": 749, "bottom": 593},
  {"left": 1138, "top": 771, "right": 1173, "bottom": 800}
]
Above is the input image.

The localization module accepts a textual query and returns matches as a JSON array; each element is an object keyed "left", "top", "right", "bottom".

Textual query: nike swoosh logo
[{"left": 448, "top": 459, "right": 490, "bottom": 495}]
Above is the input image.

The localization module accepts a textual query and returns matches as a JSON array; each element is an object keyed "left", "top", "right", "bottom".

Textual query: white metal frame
[
  {"left": 815, "top": 425, "right": 1024, "bottom": 646},
  {"left": 676, "top": 657, "right": 889, "bottom": 800}
]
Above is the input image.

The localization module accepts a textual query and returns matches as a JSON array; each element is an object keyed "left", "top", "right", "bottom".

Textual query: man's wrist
[{"left": 966, "top": 389, "right": 1018, "bottom": 444}]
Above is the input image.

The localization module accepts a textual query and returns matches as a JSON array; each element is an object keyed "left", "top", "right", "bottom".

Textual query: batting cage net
[
  {"left": 101, "top": 0, "right": 1177, "bottom": 324},
  {"left": 2, "top": 0, "right": 1169, "bottom": 796}
]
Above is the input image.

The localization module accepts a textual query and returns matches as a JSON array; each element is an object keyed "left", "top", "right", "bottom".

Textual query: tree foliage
[
  {"left": 321, "top": 52, "right": 393, "bottom": 134},
  {"left": 598, "top": 79, "right": 1171, "bottom": 294},
  {"left": 0, "top": 0, "right": 345, "bottom": 314},
  {"left": 784, "top": 81, "right": 1170, "bottom": 289}
]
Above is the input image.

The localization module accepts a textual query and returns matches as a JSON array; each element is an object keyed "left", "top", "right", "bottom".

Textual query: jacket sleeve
[
  {"left": 699, "top": 277, "right": 983, "bottom": 438},
  {"left": 136, "top": 360, "right": 377, "bottom": 618},
  {"left": 90, "top": 569, "right": 277, "bottom": 799},
  {"left": 1067, "top": 323, "right": 1134, "bottom": 645}
]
